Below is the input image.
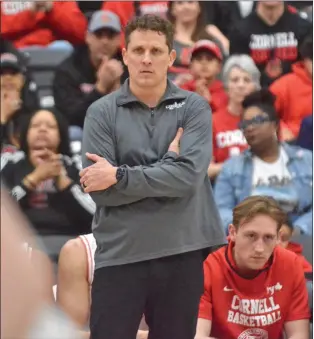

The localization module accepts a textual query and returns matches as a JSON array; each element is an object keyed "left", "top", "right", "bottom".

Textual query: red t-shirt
[
  {"left": 212, "top": 108, "right": 248, "bottom": 163},
  {"left": 199, "top": 244, "right": 310, "bottom": 339},
  {"left": 180, "top": 79, "right": 228, "bottom": 113}
]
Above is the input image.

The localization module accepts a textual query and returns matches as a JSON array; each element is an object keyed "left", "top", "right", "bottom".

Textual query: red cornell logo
[{"left": 238, "top": 328, "right": 268, "bottom": 339}]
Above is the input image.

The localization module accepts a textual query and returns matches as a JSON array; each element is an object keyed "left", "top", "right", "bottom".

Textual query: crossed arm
[{"left": 80, "top": 100, "right": 212, "bottom": 207}]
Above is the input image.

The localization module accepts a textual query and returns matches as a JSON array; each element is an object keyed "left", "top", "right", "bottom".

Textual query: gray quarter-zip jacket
[{"left": 82, "top": 79, "right": 226, "bottom": 269}]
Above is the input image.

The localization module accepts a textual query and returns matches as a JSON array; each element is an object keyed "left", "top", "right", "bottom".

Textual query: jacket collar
[
  {"left": 242, "top": 142, "right": 305, "bottom": 161},
  {"left": 116, "top": 78, "right": 187, "bottom": 106}
]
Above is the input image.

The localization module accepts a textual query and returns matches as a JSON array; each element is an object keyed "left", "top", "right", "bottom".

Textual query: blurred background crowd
[{"left": 0, "top": 0, "right": 312, "bottom": 301}]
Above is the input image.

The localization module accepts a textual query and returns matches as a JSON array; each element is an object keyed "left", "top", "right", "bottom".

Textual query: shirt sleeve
[
  {"left": 81, "top": 100, "right": 151, "bottom": 207},
  {"left": 285, "top": 255, "right": 311, "bottom": 322},
  {"left": 198, "top": 259, "right": 213, "bottom": 320},
  {"left": 115, "top": 97, "right": 212, "bottom": 198}
]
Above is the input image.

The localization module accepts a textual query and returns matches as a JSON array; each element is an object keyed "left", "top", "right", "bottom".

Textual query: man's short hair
[
  {"left": 124, "top": 14, "right": 174, "bottom": 51},
  {"left": 232, "top": 196, "right": 287, "bottom": 232}
]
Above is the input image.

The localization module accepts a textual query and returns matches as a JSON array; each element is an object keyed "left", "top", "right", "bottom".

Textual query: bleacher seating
[{"left": 20, "top": 46, "right": 72, "bottom": 108}]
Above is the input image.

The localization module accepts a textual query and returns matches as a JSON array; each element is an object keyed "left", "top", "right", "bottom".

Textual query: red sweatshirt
[
  {"left": 270, "top": 61, "right": 313, "bottom": 138},
  {"left": 180, "top": 79, "right": 228, "bottom": 113},
  {"left": 102, "top": 1, "right": 168, "bottom": 28},
  {"left": 1, "top": 1, "right": 87, "bottom": 48}
]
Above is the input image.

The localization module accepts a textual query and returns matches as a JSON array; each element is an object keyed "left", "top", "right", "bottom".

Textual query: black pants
[{"left": 90, "top": 250, "right": 204, "bottom": 339}]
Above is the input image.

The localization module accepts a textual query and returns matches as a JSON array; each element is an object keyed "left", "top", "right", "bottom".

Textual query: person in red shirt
[
  {"left": 102, "top": 1, "right": 168, "bottom": 49},
  {"left": 208, "top": 55, "right": 260, "bottom": 179},
  {"left": 196, "top": 195, "right": 310, "bottom": 339},
  {"left": 270, "top": 35, "right": 313, "bottom": 142},
  {"left": 180, "top": 40, "right": 227, "bottom": 113},
  {"left": 1, "top": 1, "right": 87, "bottom": 48},
  {"left": 102, "top": 1, "right": 169, "bottom": 28},
  {"left": 278, "top": 220, "right": 312, "bottom": 278}
]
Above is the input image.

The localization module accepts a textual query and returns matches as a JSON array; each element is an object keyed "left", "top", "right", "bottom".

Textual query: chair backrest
[{"left": 19, "top": 47, "right": 72, "bottom": 108}]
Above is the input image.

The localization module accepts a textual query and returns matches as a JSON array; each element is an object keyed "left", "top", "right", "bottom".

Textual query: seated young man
[
  {"left": 196, "top": 196, "right": 310, "bottom": 339},
  {"left": 56, "top": 234, "right": 149, "bottom": 339}
]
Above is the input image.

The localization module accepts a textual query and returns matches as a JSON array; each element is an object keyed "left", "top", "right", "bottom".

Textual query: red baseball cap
[{"left": 191, "top": 40, "right": 223, "bottom": 61}]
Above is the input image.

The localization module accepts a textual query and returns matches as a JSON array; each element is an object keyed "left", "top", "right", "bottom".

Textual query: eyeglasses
[{"left": 238, "top": 115, "right": 273, "bottom": 131}]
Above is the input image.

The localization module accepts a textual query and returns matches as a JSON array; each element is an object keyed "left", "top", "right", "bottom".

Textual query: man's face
[
  {"left": 190, "top": 51, "right": 221, "bottom": 80},
  {"left": 86, "top": 28, "right": 121, "bottom": 67},
  {"left": 0, "top": 68, "right": 25, "bottom": 93},
  {"left": 229, "top": 214, "right": 278, "bottom": 271},
  {"left": 122, "top": 29, "right": 176, "bottom": 88}
]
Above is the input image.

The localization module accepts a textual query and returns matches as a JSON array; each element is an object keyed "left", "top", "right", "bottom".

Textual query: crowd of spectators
[{"left": 0, "top": 0, "right": 313, "bottom": 328}]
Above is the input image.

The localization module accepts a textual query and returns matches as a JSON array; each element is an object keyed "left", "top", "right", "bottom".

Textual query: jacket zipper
[{"left": 150, "top": 108, "right": 155, "bottom": 126}]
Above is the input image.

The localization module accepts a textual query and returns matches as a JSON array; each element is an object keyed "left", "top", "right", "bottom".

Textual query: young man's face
[
  {"left": 229, "top": 214, "right": 278, "bottom": 271},
  {"left": 122, "top": 29, "right": 176, "bottom": 88},
  {"left": 190, "top": 50, "right": 221, "bottom": 81}
]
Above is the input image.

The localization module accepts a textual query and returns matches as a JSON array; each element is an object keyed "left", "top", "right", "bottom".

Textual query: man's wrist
[{"left": 115, "top": 166, "right": 126, "bottom": 184}]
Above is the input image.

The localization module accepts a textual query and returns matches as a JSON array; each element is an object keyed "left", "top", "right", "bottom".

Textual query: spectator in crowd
[
  {"left": 297, "top": 115, "right": 313, "bottom": 152},
  {"left": 1, "top": 51, "right": 39, "bottom": 149},
  {"left": 1, "top": 108, "right": 95, "bottom": 265},
  {"left": 180, "top": 40, "right": 227, "bottom": 113},
  {"left": 214, "top": 90, "right": 312, "bottom": 235},
  {"left": 229, "top": 0, "right": 312, "bottom": 87},
  {"left": 271, "top": 35, "right": 313, "bottom": 141},
  {"left": 167, "top": 1, "right": 211, "bottom": 81},
  {"left": 53, "top": 10, "right": 125, "bottom": 129},
  {"left": 103, "top": 1, "right": 169, "bottom": 28},
  {"left": 208, "top": 55, "right": 260, "bottom": 180},
  {"left": 278, "top": 219, "right": 312, "bottom": 278},
  {"left": 195, "top": 196, "right": 310, "bottom": 339},
  {"left": 1, "top": 1, "right": 87, "bottom": 48},
  {"left": 56, "top": 233, "right": 149, "bottom": 339},
  {"left": 204, "top": 2, "right": 256, "bottom": 40}
]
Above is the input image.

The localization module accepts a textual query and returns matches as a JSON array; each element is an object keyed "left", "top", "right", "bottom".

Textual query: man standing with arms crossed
[{"left": 80, "top": 14, "right": 225, "bottom": 339}]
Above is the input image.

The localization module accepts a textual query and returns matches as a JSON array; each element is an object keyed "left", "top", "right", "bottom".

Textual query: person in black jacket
[
  {"left": 53, "top": 10, "right": 127, "bottom": 128},
  {"left": 1, "top": 108, "right": 95, "bottom": 264},
  {"left": 229, "top": 1, "right": 312, "bottom": 87}
]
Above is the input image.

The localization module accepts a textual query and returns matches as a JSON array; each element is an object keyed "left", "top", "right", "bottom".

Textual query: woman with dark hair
[
  {"left": 214, "top": 89, "right": 312, "bottom": 235},
  {"left": 1, "top": 108, "right": 95, "bottom": 266}
]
